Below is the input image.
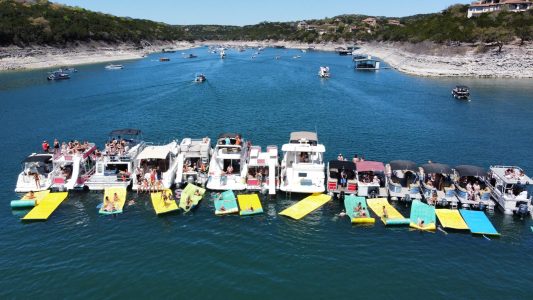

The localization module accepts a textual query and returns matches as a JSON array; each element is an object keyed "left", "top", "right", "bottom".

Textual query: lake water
[{"left": 1, "top": 48, "right": 532, "bottom": 299}]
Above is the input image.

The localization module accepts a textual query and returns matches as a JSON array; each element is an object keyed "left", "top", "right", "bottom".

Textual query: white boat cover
[{"left": 137, "top": 145, "right": 172, "bottom": 160}]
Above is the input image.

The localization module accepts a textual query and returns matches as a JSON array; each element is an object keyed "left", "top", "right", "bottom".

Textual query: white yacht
[
  {"left": 175, "top": 137, "right": 212, "bottom": 188},
  {"left": 454, "top": 165, "right": 494, "bottom": 210},
  {"left": 15, "top": 153, "right": 54, "bottom": 193},
  {"left": 485, "top": 165, "right": 532, "bottom": 217},
  {"left": 385, "top": 160, "right": 422, "bottom": 202},
  {"left": 419, "top": 163, "right": 457, "bottom": 207},
  {"left": 246, "top": 145, "right": 280, "bottom": 195},
  {"left": 132, "top": 141, "right": 180, "bottom": 191},
  {"left": 50, "top": 143, "right": 98, "bottom": 191},
  {"left": 85, "top": 129, "right": 146, "bottom": 191},
  {"left": 318, "top": 66, "right": 330, "bottom": 78},
  {"left": 355, "top": 160, "right": 387, "bottom": 198},
  {"left": 206, "top": 133, "right": 249, "bottom": 191},
  {"left": 105, "top": 64, "right": 123, "bottom": 70},
  {"left": 280, "top": 132, "right": 325, "bottom": 194}
]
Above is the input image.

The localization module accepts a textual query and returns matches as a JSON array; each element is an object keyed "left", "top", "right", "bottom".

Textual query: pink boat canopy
[{"left": 356, "top": 161, "right": 385, "bottom": 172}]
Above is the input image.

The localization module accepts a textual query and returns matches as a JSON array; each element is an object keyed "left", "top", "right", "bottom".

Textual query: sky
[{"left": 53, "top": 0, "right": 471, "bottom": 26}]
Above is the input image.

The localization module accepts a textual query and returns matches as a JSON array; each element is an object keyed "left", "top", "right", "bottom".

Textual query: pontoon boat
[
  {"left": 327, "top": 160, "right": 357, "bottom": 197},
  {"left": 452, "top": 85, "right": 470, "bottom": 100},
  {"left": 385, "top": 160, "right": 422, "bottom": 202},
  {"left": 355, "top": 161, "right": 387, "bottom": 198},
  {"left": 454, "top": 165, "right": 494, "bottom": 210},
  {"left": 420, "top": 163, "right": 457, "bottom": 207}
]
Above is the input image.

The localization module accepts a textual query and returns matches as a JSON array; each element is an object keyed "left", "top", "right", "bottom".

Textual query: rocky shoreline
[{"left": 1, "top": 40, "right": 532, "bottom": 78}]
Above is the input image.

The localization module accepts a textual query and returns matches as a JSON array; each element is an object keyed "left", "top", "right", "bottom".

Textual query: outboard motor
[
  {"left": 517, "top": 203, "right": 528, "bottom": 219},
  {"left": 339, "top": 191, "right": 345, "bottom": 202},
  {"left": 479, "top": 202, "right": 486, "bottom": 211}
]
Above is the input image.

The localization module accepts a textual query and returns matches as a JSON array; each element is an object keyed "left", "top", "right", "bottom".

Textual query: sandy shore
[{"left": 2, "top": 40, "right": 533, "bottom": 78}]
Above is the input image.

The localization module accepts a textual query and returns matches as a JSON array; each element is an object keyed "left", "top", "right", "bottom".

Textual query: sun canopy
[
  {"left": 421, "top": 163, "right": 452, "bottom": 174},
  {"left": 137, "top": 145, "right": 171, "bottom": 160},
  {"left": 109, "top": 129, "right": 142, "bottom": 136},
  {"left": 455, "top": 165, "right": 486, "bottom": 177},
  {"left": 389, "top": 160, "right": 418, "bottom": 172},
  {"left": 356, "top": 161, "right": 385, "bottom": 172},
  {"left": 290, "top": 131, "right": 317, "bottom": 143},
  {"left": 329, "top": 160, "right": 356, "bottom": 171},
  {"left": 22, "top": 155, "right": 52, "bottom": 164}
]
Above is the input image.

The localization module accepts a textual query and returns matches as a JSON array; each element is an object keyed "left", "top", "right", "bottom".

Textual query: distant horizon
[{"left": 52, "top": 0, "right": 471, "bottom": 26}]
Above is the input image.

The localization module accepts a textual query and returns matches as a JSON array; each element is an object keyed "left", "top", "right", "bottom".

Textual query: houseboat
[
  {"left": 85, "top": 129, "right": 146, "bottom": 191},
  {"left": 420, "top": 163, "right": 457, "bottom": 207},
  {"left": 355, "top": 161, "right": 387, "bottom": 198},
  {"left": 326, "top": 160, "right": 357, "bottom": 197},
  {"left": 50, "top": 142, "right": 98, "bottom": 191},
  {"left": 246, "top": 145, "right": 280, "bottom": 195},
  {"left": 353, "top": 56, "right": 380, "bottom": 70},
  {"left": 280, "top": 132, "right": 325, "bottom": 194},
  {"left": 15, "top": 153, "right": 54, "bottom": 193},
  {"left": 485, "top": 165, "right": 532, "bottom": 217},
  {"left": 206, "top": 133, "right": 249, "bottom": 191},
  {"left": 452, "top": 85, "right": 470, "bottom": 100},
  {"left": 454, "top": 165, "right": 494, "bottom": 210},
  {"left": 175, "top": 137, "right": 212, "bottom": 188},
  {"left": 385, "top": 160, "right": 422, "bottom": 202},
  {"left": 132, "top": 141, "right": 180, "bottom": 191}
]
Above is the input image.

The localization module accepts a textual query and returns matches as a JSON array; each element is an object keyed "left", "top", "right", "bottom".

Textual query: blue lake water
[{"left": 1, "top": 48, "right": 532, "bottom": 299}]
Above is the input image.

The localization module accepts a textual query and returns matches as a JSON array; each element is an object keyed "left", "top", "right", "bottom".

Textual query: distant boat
[
  {"left": 47, "top": 71, "right": 70, "bottom": 80},
  {"left": 195, "top": 73, "right": 207, "bottom": 83},
  {"left": 58, "top": 67, "right": 77, "bottom": 73},
  {"left": 105, "top": 64, "right": 124, "bottom": 70},
  {"left": 353, "top": 56, "right": 380, "bottom": 70},
  {"left": 452, "top": 85, "right": 470, "bottom": 100},
  {"left": 162, "top": 48, "right": 176, "bottom": 53},
  {"left": 318, "top": 66, "right": 330, "bottom": 78},
  {"left": 293, "top": 55, "right": 301, "bottom": 59},
  {"left": 186, "top": 54, "right": 197, "bottom": 59},
  {"left": 275, "top": 56, "right": 281, "bottom": 60},
  {"left": 301, "top": 49, "right": 307, "bottom": 53},
  {"left": 159, "top": 57, "right": 170, "bottom": 62},
  {"left": 220, "top": 50, "right": 226, "bottom": 59}
]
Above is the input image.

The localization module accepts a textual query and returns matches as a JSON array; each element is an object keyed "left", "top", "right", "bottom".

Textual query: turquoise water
[{"left": 1, "top": 48, "right": 532, "bottom": 299}]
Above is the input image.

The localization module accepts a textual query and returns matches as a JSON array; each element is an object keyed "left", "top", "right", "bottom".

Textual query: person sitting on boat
[
  {"left": 235, "top": 135, "right": 242, "bottom": 146},
  {"left": 429, "top": 191, "right": 438, "bottom": 205},
  {"left": 337, "top": 153, "right": 344, "bottom": 161},
  {"left": 33, "top": 172, "right": 41, "bottom": 189},
  {"left": 224, "top": 137, "right": 231, "bottom": 145},
  {"left": 226, "top": 165, "right": 234, "bottom": 175},
  {"left": 53, "top": 139, "right": 60, "bottom": 154},
  {"left": 473, "top": 181, "right": 481, "bottom": 193},
  {"left": 352, "top": 154, "right": 360, "bottom": 164},
  {"left": 382, "top": 206, "right": 388, "bottom": 219},
  {"left": 42, "top": 140, "right": 50, "bottom": 153},
  {"left": 518, "top": 170, "right": 526, "bottom": 181},
  {"left": 372, "top": 175, "right": 380, "bottom": 185}
]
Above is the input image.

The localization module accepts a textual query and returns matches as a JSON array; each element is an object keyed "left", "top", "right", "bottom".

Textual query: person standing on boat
[
  {"left": 53, "top": 139, "right": 60, "bottom": 154},
  {"left": 33, "top": 173, "right": 41, "bottom": 189},
  {"left": 41, "top": 140, "right": 50, "bottom": 153}
]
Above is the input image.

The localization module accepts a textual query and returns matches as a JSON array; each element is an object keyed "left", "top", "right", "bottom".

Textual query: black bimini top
[
  {"left": 109, "top": 129, "right": 142, "bottom": 136},
  {"left": 455, "top": 165, "right": 486, "bottom": 177},
  {"left": 23, "top": 155, "right": 52, "bottom": 164},
  {"left": 421, "top": 163, "right": 452, "bottom": 174},
  {"left": 389, "top": 160, "right": 418, "bottom": 172},
  {"left": 329, "top": 160, "right": 356, "bottom": 171}
]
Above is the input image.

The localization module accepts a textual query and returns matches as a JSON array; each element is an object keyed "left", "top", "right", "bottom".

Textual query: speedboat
[
  {"left": 105, "top": 64, "right": 123, "bottom": 70},
  {"left": 159, "top": 57, "right": 170, "bottom": 62},
  {"left": 419, "top": 162, "right": 457, "bottom": 207},
  {"left": 246, "top": 145, "right": 280, "bottom": 195},
  {"left": 175, "top": 137, "right": 212, "bottom": 188},
  {"left": 355, "top": 161, "right": 387, "bottom": 198},
  {"left": 186, "top": 54, "right": 197, "bottom": 59},
  {"left": 15, "top": 153, "right": 54, "bottom": 192},
  {"left": 47, "top": 71, "right": 70, "bottom": 80},
  {"left": 293, "top": 55, "right": 301, "bottom": 59},
  {"left": 49, "top": 142, "right": 98, "bottom": 191},
  {"left": 452, "top": 85, "right": 470, "bottom": 100},
  {"left": 280, "top": 132, "right": 325, "bottom": 194},
  {"left": 318, "top": 66, "right": 330, "bottom": 78},
  {"left": 485, "top": 165, "right": 532, "bottom": 217},
  {"left": 326, "top": 160, "right": 357, "bottom": 197},
  {"left": 195, "top": 73, "right": 207, "bottom": 83},
  {"left": 84, "top": 129, "right": 146, "bottom": 191},
  {"left": 206, "top": 133, "right": 249, "bottom": 191},
  {"left": 59, "top": 67, "right": 77, "bottom": 73},
  {"left": 220, "top": 50, "right": 226, "bottom": 59},
  {"left": 385, "top": 160, "right": 422, "bottom": 202},
  {"left": 132, "top": 140, "right": 180, "bottom": 191},
  {"left": 454, "top": 165, "right": 494, "bottom": 210}
]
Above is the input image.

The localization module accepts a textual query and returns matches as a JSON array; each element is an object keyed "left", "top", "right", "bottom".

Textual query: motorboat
[
  {"left": 132, "top": 141, "right": 180, "bottom": 191},
  {"left": 206, "top": 133, "right": 249, "bottom": 191},
  {"left": 175, "top": 137, "right": 212, "bottom": 188},
  {"left": 15, "top": 153, "right": 54, "bottom": 192},
  {"left": 318, "top": 66, "right": 330, "bottom": 78},
  {"left": 220, "top": 50, "right": 226, "bottom": 59},
  {"left": 186, "top": 54, "right": 197, "bottom": 59},
  {"left": 326, "top": 160, "right": 357, "bottom": 197},
  {"left": 293, "top": 55, "right": 301, "bottom": 59},
  {"left": 353, "top": 55, "right": 380, "bottom": 70},
  {"left": 355, "top": 161, "right": 387, "bottom": 198},
  {"left": 159, "top": 57, "right": 170, "bottom": 62},
  {"left": 454, "top": 165, "right": 494, "bottom": 210},
  {"left": 49, "top": 142, "right": 98, "bottom": 191},
  {"left": 419, "top": 163, "right": 457, "bottom": 207},
  {"left": 84, "top": 129, "right": 146, "bottom": 191},
  {"left": 246, "top": 145, "right": 280, "bottom": 195},
  {"left": 452, "top": 85, "right": 470, "bottom": 100},
  {"left": 385, "top": 160, "right": 422, "bottom": 202},
  {"left": 280, "top": 132, "right": 325, "bottom": 194},
  {"left": 105, "top": 64, "right": 123, "bottom": 70},
  {"left": 58, "top": 67, "right": 77, "bottom": 73},
  {"left": 162, "top": 48, "right": 177, "bottom": 53},
  {"left": 195, "top": 73, "right": 207, "bottom": 83},
  {"left": 485, "top": 165, "right": 532, "bottom": 217},
  {"left": 47, "top": 71, "right": 70, "bottom": 80}
]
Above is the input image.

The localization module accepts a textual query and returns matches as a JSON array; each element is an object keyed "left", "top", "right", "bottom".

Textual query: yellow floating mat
[
  {"left": 99, "top": 187, "right": 127, "bottom": 214},
  {"left": 366, "top": 198, "right": 410, "bottom": 225},
  {"left": 22, "top": 192, "right": 68, "bottom": 221},
  {"left": 237, "top": 194, "right": 264, "bottom": 216},
  {"left": 436, "top": 209, "right": 469, "bottom": 230},
  {"left": 279, "top": 193, "right": 331, "bottom": 220},
  {"left": 151, "top": 189, "right": 178, "bottom": 215}
]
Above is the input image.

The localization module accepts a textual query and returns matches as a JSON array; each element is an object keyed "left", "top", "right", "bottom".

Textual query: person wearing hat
[{"left": 41, "top": 140, "right": 50, "bottom": 153}]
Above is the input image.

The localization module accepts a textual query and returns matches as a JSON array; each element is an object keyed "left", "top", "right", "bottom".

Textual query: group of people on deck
[
  {"left": 42, "top": 139, "right": 91, "bottom": 156},
  {"left": 183, "top": 159, "right": 207, "bottom": 174},
  {"left": 103, "top": 193, "right": 121, "bottom": 212},
  {"left": 336, "top": 153, "right": 366, "bottom": 163},
  {"left": 504, "top": 168, "right": 526, "bottom": 180},
  {"left": 463, "top": 179, "right": 483, "bottom": 202},
  {"left": 136, "top": 165, "right": 163, "bottom": 193},
  {"left": 104, "top": 138, "right": 129, "bottom": 157}
]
